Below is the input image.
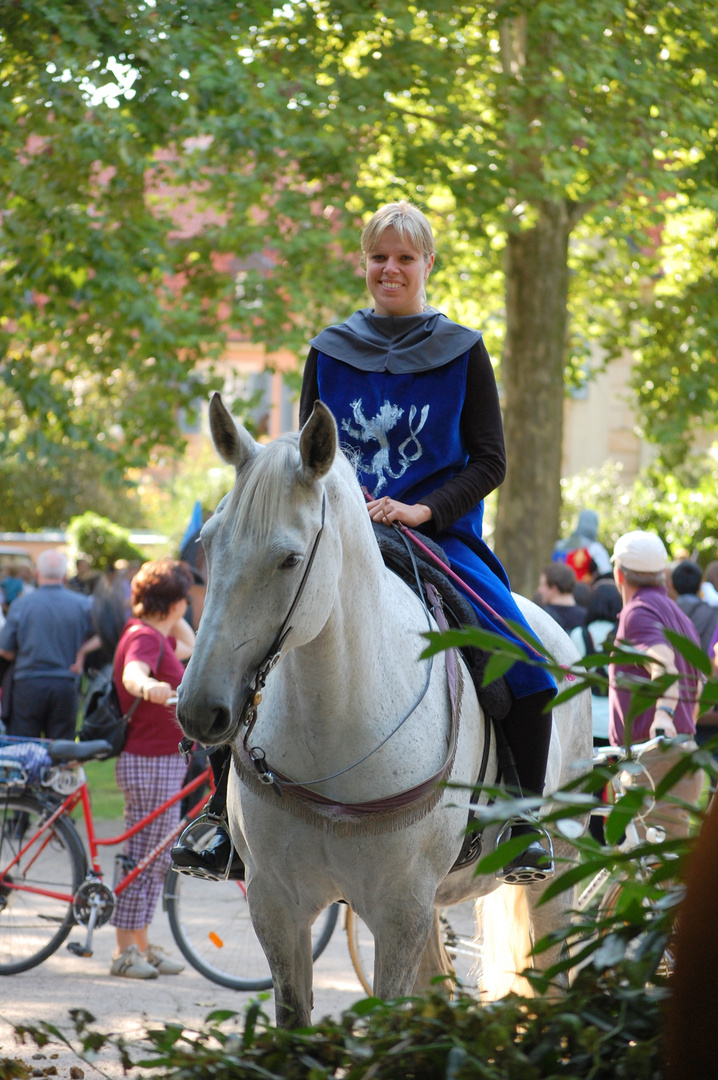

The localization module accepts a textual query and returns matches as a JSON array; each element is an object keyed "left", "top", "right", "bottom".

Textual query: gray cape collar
[{"left": 310, "top": 308, "right": 481, "bottom": 373}]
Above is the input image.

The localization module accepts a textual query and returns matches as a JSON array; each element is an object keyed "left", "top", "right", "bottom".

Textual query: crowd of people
[{"left": 538, "top": 517, "right": 717, "bottom": 840}]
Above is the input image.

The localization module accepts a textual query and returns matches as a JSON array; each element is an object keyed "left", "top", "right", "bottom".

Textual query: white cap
[{"left": 611, "top": 530, "right": 668, "bottom": 573}]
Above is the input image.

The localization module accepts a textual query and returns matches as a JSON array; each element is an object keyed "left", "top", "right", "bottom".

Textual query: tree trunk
[{"left": 494, "top": 200, "right": 572, "bottom": 598}]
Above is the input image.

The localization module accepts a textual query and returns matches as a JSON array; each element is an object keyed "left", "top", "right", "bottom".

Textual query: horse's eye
[{"left": 280, "top": 554, "right": 302, "bottom": 569}]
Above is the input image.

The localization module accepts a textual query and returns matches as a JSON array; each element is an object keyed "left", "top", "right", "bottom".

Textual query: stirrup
[
  {"left": 494, "top": 819, "right": 554, "bottom": 885},
  {"left": 173, "top": 863, "right": 224, "bottom": 882},
  {"left": 171, "top": 812, "right": 234, "bottom": 882}
]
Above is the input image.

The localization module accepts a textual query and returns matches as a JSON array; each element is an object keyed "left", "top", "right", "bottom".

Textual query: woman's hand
[
  {"left": 141, "top": 679, "right": 175, "bottom": 705},
  {"left": 122, "top": 661, "right": 175, "bottom": 706},
  {"left": 366, "top": 497, "right": 433, "bottom": 528},
  {"left": 70, "top": 634, "right": 102, "bottom": 674}
]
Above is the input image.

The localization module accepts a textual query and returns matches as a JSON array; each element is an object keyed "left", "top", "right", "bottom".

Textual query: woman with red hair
[{"left": 110, "top": 558, "right": 195, "bottom": 980}]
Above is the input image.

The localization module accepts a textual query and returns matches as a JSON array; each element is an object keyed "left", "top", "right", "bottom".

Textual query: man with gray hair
[
  {"left": 0, "top": 549, "right": 98, "bottom": 739},
  {"left": 609, "top": 530, "right": 704, "bottom": 838}
]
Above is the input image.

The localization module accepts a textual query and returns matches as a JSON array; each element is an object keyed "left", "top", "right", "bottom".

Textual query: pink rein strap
[
  {"left": 363, "top": 490, "right": 575, "bottom": 680},
  {"left": 396, "top": 522, "right": 548, "bottom": 664}
]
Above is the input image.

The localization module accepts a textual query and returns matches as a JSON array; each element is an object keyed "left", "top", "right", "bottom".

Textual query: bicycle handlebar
[{"left": 593, "top": 733, "right": 668, "bottom": 766}]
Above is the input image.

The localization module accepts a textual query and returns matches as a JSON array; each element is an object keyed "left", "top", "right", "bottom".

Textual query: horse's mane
[
  {"left": 228, "top": 433, "right": 302, "bottom": 544},
  {"left": 227, "top": 432, "right": 366, "bottom": 546}
]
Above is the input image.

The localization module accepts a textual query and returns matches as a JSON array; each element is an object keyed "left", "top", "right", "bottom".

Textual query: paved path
[
  {"left": 0, "top": 821, "right": 368, "bottom": 1078},
  {"left": 0, "top": 900, "right": 367, "bottom": 1078}
]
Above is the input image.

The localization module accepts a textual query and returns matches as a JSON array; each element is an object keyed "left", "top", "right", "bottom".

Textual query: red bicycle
[{"left": 0, "top": 735, "right": 338, "bottom": 988}]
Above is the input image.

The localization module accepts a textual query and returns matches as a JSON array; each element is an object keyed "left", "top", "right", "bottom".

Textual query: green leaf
[
  {"left": 481, "top": 652, "right": 520, "bottom": 685},
  {"left": 422, "top": 627, "right": 526, "bottom": 660},
  {"left": 663, "top": 629, "right": 713, "bottom": 676},
  {"left": 539, "top": 859, "right": 611, "bottom": 902},
  {"left": 473, "top": 834, "right": 534, "bottom": 875},
  {"left": 551, "top": 678, "right": 595, "bottom": 707},
  {"left": 348, "top": 996, "right": 385, "bottom": 1016},
  {"left": 593, "top": 933, "right": 629, "bottom": 969},
  {"left": 605, "top": 789, "right": 646, "bottom": 846}
]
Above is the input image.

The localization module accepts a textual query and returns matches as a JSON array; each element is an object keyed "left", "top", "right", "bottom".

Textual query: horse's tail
[{"left": 476, "top": 885, "right": 534, "bottom": 999}]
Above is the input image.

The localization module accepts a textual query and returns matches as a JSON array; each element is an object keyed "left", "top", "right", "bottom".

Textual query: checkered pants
[{"left": 110, "top": 752, "right": 187, "bottom": 931}]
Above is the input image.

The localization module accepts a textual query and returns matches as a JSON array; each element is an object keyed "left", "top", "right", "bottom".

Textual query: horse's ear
[
  {"left": 299, "top": 401, "right": 337, "bottom": 482},
  {"left": 209, "top": 392, "right": 257, "bottom": 471}
]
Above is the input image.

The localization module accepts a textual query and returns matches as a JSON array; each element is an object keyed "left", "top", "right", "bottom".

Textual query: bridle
[
  {"left": 239, "top": 491, "right": 326, "bottom": 767},
  {"left": 239, "top": 493, "right": 439, "bottom": 794}
]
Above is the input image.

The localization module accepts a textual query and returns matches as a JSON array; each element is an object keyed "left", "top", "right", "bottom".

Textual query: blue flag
[{"left": 180, "top": 499, "right": 203, "bottom": 557}]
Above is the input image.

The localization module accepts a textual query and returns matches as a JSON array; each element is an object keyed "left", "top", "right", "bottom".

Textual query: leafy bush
[
  {"left": 66, "top": 512, "right": 146, "bottom": 572},
  {"left": 8, "top": 969, "right": 666, "bottom": 1079},
  {"left": 9, "top": 740, "right": 707, "bottom": 1079},
  {"left": 559, "top": 454, "right": 718, "bottom": 565}
]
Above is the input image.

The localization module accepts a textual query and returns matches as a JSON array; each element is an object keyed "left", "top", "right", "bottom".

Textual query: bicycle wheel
[
  {"left": 347, "top": 900, "right": 481, "bottom": 995},
  {"left": 164, "top": 858, "right": 340, "bottom": 991},
  {"left": 0, "top": 792, "right": 87, "bottom": 974},
  {"left": 598, "top": 878, "right": 675, "bottom": 979}
]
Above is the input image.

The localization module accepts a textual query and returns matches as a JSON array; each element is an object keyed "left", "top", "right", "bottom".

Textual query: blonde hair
[{"left": 361, "top": 201, "right": 435, "bottom": 262}]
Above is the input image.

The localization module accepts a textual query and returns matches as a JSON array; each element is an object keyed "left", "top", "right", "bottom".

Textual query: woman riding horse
[{"left": 173, "top": 200, "right": 556, "bottom": 883}]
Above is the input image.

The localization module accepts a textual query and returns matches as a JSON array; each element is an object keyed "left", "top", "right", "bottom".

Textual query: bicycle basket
[{"left": 0, "top": 739, "right": 52, "bottom": 789}]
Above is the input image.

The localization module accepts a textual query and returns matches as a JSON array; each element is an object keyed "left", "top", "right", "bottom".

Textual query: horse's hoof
[{"left": 496, "top": 839, "right": 554, "bottom": 885}]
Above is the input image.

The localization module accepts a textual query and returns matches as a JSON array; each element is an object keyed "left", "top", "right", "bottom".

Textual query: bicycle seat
[{"left": 47, "top": 739, "right": 114, "bottom": 763}]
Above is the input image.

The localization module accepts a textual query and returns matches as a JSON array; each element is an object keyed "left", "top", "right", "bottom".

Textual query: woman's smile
[{"left": 365, "top": 226, "right": 434, "bottom": 317}]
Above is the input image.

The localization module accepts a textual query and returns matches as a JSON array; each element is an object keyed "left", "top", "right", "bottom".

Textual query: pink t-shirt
[{"left": 113, "top": 619, "right": 185, "bottom": 757}]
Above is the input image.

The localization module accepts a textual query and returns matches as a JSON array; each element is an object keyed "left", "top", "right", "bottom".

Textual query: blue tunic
[{"left": 316, "top": 350, "right": 555, "bottom": 700}]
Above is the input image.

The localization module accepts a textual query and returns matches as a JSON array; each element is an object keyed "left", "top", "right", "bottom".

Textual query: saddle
[
  {"left": 373, "top": 523, "right": 520, "bottom": 870},
  {"left": 372, "top": 523, "right": 512, "bottom": 721}
]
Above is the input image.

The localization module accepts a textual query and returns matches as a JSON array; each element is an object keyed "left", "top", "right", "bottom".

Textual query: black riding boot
[
  {"left": 171, "top": 746, "right": 244, "bottom": 881},
  {"left": 495, "top": 688, "right": 555, "bottom": 884}
]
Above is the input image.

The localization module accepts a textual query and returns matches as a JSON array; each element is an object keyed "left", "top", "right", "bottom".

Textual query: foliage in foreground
[
  {"left": 5, "top": 964, "right": 664, "bottom": 1080},
  {"left": 6, "top": 741, "right": 700, "bottom": 1079}
]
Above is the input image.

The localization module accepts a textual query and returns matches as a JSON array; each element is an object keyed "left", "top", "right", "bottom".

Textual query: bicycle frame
[
  {"left": 1, "top": 762, "right": 214, "bottom": 907},
  {"left": 575, "top": 736, "right": 667, "bottom": 913},
  {"left": 85, "top": 766, "right": 212, "bottom": 894}
]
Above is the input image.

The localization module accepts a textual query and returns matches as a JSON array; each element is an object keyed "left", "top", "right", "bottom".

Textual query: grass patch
[{"left": 81, "top": 757, "right": 124, "bottom": 820}]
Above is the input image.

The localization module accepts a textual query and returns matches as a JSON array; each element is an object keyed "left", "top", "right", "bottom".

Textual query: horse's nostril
[
  {"left": 177, "top": 702, "right": 234, "bottom": 744},
  {"left": 210, "top": 706, "right": 231, "bottom": 737}
]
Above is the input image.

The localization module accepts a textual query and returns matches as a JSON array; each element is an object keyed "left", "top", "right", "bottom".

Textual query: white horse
[{"left": 177, "top": 394, "right": 593, "bottom": 1027}]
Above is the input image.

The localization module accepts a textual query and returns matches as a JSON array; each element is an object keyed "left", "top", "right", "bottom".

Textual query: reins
[
  {"left": 393, "top": 521, "right": 549, "bottom": 663},
  {"left": 391, "top": 519, "right": 575, "bottom": 682},
  {"left": 242, "top": 499, "right": 439, "bottom": 793}
]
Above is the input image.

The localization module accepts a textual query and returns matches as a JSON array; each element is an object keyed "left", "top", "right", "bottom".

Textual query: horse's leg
[
  {"left": 370, "top": 897, "right": 436, "bottom": 1000},
  {"left": 412, "top": 907, "right": 455, "bottom": 995},
  {"left": 524, "top": 897, "right": 570, "bottom": 989},
  {"left": 245, "top": 880, "right": 314, "bottom": 1028}
]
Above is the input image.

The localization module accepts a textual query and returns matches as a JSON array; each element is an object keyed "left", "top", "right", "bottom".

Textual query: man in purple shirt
[{"left": 609, "top": 530, "right": 704, "bottom": 838}]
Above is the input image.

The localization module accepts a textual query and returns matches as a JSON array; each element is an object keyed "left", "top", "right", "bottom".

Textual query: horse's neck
[
  {"left": 266, "top": 578, "right": 450, "bottom": 799},
  {"left": 291, "top": 545, "right": 413, "bottom": 710},
  {"left": 266, "top": 515, "right": 433, "bottom": 768},
  {"left": 322, "top": 486, "right": 406, "bottom": 676}
]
